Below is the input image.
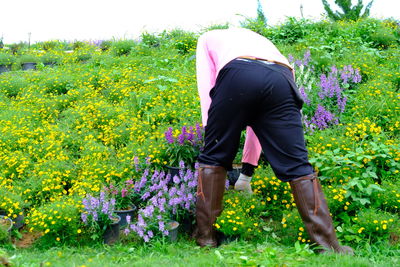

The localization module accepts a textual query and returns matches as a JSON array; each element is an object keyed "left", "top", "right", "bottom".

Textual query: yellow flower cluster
[{"left": 344, "top": 117, "right": 382, "bottom": 140}]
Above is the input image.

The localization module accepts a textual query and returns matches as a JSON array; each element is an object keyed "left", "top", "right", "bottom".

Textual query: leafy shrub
[
  {"left": 111, "top": 40, "right": 136, "bottom": 56},
  {"left": 349, "top": 208, "right": 399, "bottom": 244},
  {"left": 252, "top": 169, "right": 293, "bottom": 220},
  {"left": 216, "top": 190, "right": 267, "bottom": 240},
  {"left": 369, "top": 28, "right": 398, "bottom": 49},
  {"left": 166, "top": 30, "right": 198, "bottom": 55},
  {"left": 27, "top": 197, "right": 84, "bottom": 246}
]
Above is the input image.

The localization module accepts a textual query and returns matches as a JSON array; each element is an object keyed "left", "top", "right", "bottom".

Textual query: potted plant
[
  {"left": 19, "top": 54, "right": 39, "bottom": 70},
  {"left": 161, "top": 124, "right": 204, "bottom": 176},
  {"left": 0, "top": 53, "right": 14, "bottom": 74},
  {"left": 40, "top": 52, "right": 61, "bottom": 67},
  {"left": 81, "top": 192, "right": 121, "bottom": 245},
  {"left": 103, "top": 181, "right": 137, "bottom": 227},
  {"left": 124, "top": 166, "right": 198, "bottom": 242},
  {"left": 0, "top": 216, "right": 12, "bottom": 245}
]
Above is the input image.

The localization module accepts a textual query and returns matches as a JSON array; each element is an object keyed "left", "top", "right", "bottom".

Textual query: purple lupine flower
[
  {"left": 141, "top": 191, "right": 150, "bottom": 201},
  {"left": 133, "top": 156, "right": 140, "bottom": 171},
  {"left": 147, "top": 230, "right": 154, "bottom": 238},
  {"left": 337, "top": 95, "right": 347, "bottom": 113},
  {"left": 159, "top": 220, "right": 165, "bottom": 231},
  {"left": 179, "top": 160, "right": 185, "bottom": 169},
  {"left": 225, "top": 179, "right": 230, "bottom": 190},
  {"left": 177, "top": 126, "right": 187, "bottom": 145},
  {"left": 101, "top": 201, "right": 109, "bottom": 215},
  {"left": 187, "top": 126, "right": 195, "bottom": 143},
  {"left": 173, "top": 175, "right": 180, "bottom": 184},
  {"left": 353, "top": 68, "right": 361, "bottom": 83},
  {"left": 299, "top": 86, "right": 311, "bottom": 105},
  {"left": 92, "top": 211, "right": 98, "bottom": 221},
  {"left": 310, "top": 105, "right": 338, "bottom": 130},
  {"left": 195, "top": 123, "right": 203, "bottom": 141},
  {"left": 138, "top": 214, "right": 146, "bottom": 227},
  {"left": 143, "top": 235, "right": 149, "bottom": 242},
  {"left": 126, "top": 215, "right": 131, "bottom": 225},
  {"left": 164, "top": 127, "right": 174, "bottom": 144},
  {"left": 302, "top": 50, "right": 311, "bottom": 66},
  {"left": 145, "top": 156, "right": 151, "bottom": 165},
  {"left": 319, "top": 73, "right": 341, "bottom": 100},
  {"left": 124, "top": 228, "right": 130, "bottom": 235},
  {"left": 288, "top": 54, "right": 294, "bottom": 63},
  {"left": 143, "top": 205, "right": 154, "bottom": 217},
  {"left": 169, "top": 187, "right": 177, "bottom": 197},
  {"left": 81, "top": 213, "right": 88, "bottom": 223}
]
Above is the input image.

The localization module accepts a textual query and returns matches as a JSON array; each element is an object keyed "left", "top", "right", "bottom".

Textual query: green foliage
[
  {"left": 322, "top": 0, "right": 374, "bottom": 21},
  {"left": 345, "top": 208, "right": 399, "bottom": 244},
  {"left": 99, "top": 40, "right": 112, "bottom": 51},
  {"left": 256, "top": 0, "right": 267, "bottom": 26},
  {"left": 18, "top": 54, "right": 40, "bottom": 63},
  {"left": 252, "top": 168, "right": 293, "bottom": 220},
  {"left": 167, "top": 29, "right": 198, "bottom": 55},
  {"left": 0, "top": 53, "right": 15, "bottom": 65},
  {"left": 111, "top": 39, "right": 136, "bottom": 56},
  {"left": 27, "top": 196, "right": 85, "bottom": 247},
  {"left": 216, "top": 190, "right": 267, "bottom": 240}
]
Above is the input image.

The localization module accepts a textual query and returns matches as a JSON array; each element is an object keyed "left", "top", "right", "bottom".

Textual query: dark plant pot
[
  {"left": 0, "top": 64, "right": 12, "bottom": 74},
  {"left": 168, "top": 221, "right": 179, "bottom": 242},
  {"left": 103, "top": 215, "right": 120, "bottom": 245},
  {"left": 227, "top": 165, "right": 242, "bottom": 186},
  {"left": 12, "top": 214, "right": 25, "bottom": 230},
  {"left": 115, "top": 206, "right": 137, "bottom": 227},
  {"left": 21, "top": 62, "right": 37, "bottom": 70},
  {"left": 44, "top": 62, "right": 57, "bottom": 67},
  {"left": 165, "top": 166, "right": 181, "bottom": 178},
  {"left": 0, "top": 215, "right": 13, "bottom": 232},
  {"left": 217, "top": 232, "right": 240, "bottom": 245},
  {"left": 179, "top": 214, "right": 195, "bottom": 235}
]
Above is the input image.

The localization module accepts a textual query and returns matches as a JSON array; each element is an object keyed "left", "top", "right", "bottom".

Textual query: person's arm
[
  {"left": 241, "top": 126, "right": 262, "bottom": 167},
  {"left": 196, "top": 34, "right": 217, "bottom": 127}
]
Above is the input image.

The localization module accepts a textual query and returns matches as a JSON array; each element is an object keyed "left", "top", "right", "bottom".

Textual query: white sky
[{"left": 1, "top": 0, "right": 399, "bottom": 44}]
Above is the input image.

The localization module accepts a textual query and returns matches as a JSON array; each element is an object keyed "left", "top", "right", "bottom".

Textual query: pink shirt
[{"left": 196, "top": 28, "right": 293, "bottom": 166}]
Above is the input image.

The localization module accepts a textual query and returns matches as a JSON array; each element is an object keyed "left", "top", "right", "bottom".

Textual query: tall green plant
[{"left": 322, "top": 0, "right": 374, "bottom": 21}]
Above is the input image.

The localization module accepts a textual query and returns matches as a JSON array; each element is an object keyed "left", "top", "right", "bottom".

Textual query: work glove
[{"left": 234, "top": 173, "right": 253, "bottom": 194}]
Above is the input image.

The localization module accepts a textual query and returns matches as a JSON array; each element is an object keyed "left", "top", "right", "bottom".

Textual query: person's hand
[{"left": 234, "top": 173, "right": 253, "bottom": 194}]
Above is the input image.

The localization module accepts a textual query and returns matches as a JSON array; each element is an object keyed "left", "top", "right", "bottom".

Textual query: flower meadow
[{"left": 0, "top": 18, "right": 399, "bottom": 250}]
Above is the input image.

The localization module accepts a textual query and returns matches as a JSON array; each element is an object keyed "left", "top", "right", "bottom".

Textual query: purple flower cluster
[
  {"left": 164, "top": 124, "right": 203, "bottom": 146},
  {"left": 163, "top": 124, "right": 204, "bottom": 167},
  {"left": 124, "top": 162, "right": 198, "bottom": 242},
  {"left": 309, "top": 104, "right": 338, "bottom": 130},
  {"left": 81, "top": 192, "right": 116, "bottom": 228},
  {"left": 289, "top": 50, "right": 362, "bottom": 131}
]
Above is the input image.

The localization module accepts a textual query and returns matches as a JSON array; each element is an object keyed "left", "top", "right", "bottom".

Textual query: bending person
[{"left": 194, "top": 27, "right": 353, "bottom": 254}]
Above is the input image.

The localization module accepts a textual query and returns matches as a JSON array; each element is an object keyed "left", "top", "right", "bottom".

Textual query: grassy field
[{"left": 0, "top": 16, "right": 399, "bottom": 267}]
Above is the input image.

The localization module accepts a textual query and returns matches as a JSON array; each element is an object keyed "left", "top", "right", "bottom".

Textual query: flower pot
[
  {"left": 21, "top": 62, "right": 37, "bottom": 70},
  {"left": 168, "top": 221, "right": 179, "bottom": 242},
  {"left": 115, "top": 206, "right": 136, "bottom": 227},
  {"left": 179, "top": 214, "right": 195, "bottom": 235},
  {"left": 103, "top": 215, "right": 120, "bottom": 245},
  {"left": 165, "top": 166, "right": 181, "bottom": 178},
  {"left": 44, "top": 62, "right": 56, "bottom": 67},
  {"left": 227, "top": 165, "right": 242, "bottom": 186},
  {"left": 0, "top": 215, "right": 13, "bottom": 232},
  {"left": 0, "top": 64, "right": 12, "bottom": 74},
  {"left": 12, "top": 214, "right": 25, "bottom": 230}
]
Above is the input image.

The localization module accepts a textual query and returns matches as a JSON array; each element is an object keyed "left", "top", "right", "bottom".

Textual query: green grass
[{"left": 2, "top": 236, "right": 399, "bottom": 267}]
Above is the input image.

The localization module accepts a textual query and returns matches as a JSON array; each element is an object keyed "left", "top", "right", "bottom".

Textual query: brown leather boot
[
  {"left": 195, "top": 164, "right": 227, "bottom": 247},
  {"left": 289, "top": 173, "right": 354, "bottom": 255}
]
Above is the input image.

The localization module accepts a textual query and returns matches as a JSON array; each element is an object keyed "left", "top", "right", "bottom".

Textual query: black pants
[{"left": 198, "top": 58, "right": 314, "bottom": 182}]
